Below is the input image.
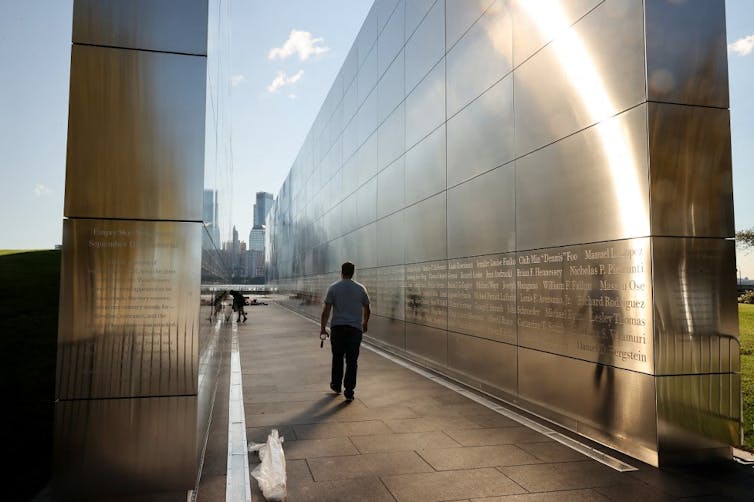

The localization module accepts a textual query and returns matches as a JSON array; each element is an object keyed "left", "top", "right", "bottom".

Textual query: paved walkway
[{"left": 197, "top": 303, "right": 754, "bottom": 502}]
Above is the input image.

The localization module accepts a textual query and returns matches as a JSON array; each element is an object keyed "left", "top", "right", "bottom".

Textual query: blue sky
[{"left": 1, "top": 0, "right": 752, "bottom": 276}]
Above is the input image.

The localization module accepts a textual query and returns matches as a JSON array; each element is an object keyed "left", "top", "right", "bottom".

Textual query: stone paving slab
[{"left": 193, "top": 303, "right": 754, "bottom": 502}]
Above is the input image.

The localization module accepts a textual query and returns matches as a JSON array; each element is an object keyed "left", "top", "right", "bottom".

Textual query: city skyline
[{"left": 1, "top": 1, "right": 753, "bottom": 275}]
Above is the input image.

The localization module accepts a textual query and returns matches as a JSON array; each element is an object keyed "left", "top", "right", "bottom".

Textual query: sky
[{"left": 0, "top": 0, "right": 753, "bottom": 276}]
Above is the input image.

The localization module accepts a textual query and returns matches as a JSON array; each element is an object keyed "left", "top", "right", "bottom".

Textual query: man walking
[{"left": 320, "top": 262, "right": 370, "bottom": 402}]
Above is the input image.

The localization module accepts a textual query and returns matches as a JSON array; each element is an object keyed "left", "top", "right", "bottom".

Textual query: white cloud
[
  {"left": 231, "top": 75, "right": 246, "bottom": 87},
  {"left": 266, "top": 70, "right": 304, "bottom": 93},
  {"left": 269, "top": 30, "right": 329, "bottom": 61},
  {"left": 33, "top": 184, "right": 51, "bottom": 196},
  {"left": 288, "top": 93, "right": 297, "bottom": 100},
  {"left": 729, "top": 34, "right": 754, "bottom": 56}
]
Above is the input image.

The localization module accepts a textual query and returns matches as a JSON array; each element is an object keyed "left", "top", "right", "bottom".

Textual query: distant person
[
  {"left": 210, "top": 290, "right": 227, "bottom": 322},
  {"left": 229, "top": 290, "right": 247, "bottom": 323},
  {"left": 320, "top": 261, "right": 370, "bottom": 402}
]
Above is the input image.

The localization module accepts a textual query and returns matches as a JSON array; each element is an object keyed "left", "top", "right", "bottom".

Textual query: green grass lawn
[{"left": 739, "top": 303, "right": 754, "bottom": 451}]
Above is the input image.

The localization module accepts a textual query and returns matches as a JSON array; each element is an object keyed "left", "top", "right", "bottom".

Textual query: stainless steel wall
[
  {"left": 56, "top": 1, "right": 218, "bottom": 499},
  {"left": 268, "top": 0, "right": 739, "bottom": 467}
]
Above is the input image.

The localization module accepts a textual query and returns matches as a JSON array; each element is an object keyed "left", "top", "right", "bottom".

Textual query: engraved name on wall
[{"left": 517, "top": 239, "right": 653, "bottom": 373}]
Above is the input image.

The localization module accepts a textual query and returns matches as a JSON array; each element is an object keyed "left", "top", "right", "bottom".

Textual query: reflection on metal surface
[
  {"left": 65, "top": 45, "right": 207, "bottom": 221},
  {"left": 652, "top": 238, "right": 739, "bottom": 375},
  {"left": 54, "top": 396, "right": 197, "bottom": 499},
  {"left": 57, "top": 219, "right": 201, "bottom": 399},
  {"left": 267, "top": 0, "right": 737, "bottom": 466},
  {"left": 515, "top": 0, "right": 647, "bottom": 237},
  {"left": 645, "top": 0, "right": 729, "bottom": 107},
  {"left": 73, "top": 0, "right": 208, "bottom": 55},
  {"left": 648, "top": 103, "right": 734, "bottom": 238},
  {"left": 447, "top": 332, "right": 517, "bottom": 394},
  {"left": 517, "top": 239, "right": 653, "bottom": 374},
  {"left": 515, "top": 105, "right": 649, "bottom": 250},
  {"left": 518, "top": 347, "right": 660, "bottom": 466},
  {"left": 656, "top": 373, "right": 741, "bottom": 465},
  {"left": 58, "top": 0, "right": 217, "bottom": 497}
]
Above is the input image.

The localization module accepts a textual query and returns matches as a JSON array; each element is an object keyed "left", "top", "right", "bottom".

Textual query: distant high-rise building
[
  {"left": 202, "top": 189, "right": 221, "bottom": 249},
  {"left": 253, "top": 192, "right": 274, "bottom": 227},
  {"left": 248, "top": 225, "right": 266, "bottom": 279}
]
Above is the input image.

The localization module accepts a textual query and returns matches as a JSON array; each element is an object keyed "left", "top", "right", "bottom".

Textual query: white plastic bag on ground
[{"left": 248, "top": 429, "right": 287, "bottom": 501}]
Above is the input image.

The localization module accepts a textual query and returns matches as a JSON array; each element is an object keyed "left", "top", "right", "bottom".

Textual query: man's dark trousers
[{"left": 330, "top": 325, "right": 362, "bottom": 396}]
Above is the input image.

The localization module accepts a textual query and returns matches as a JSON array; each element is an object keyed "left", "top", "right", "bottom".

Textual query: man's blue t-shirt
[{"left": 325, "top": 279, "right": 370, "bottom": 330}]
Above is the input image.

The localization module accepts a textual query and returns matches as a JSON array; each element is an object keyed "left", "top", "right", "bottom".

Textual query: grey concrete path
[{"left": 197, "top": 303, "right": 754, "bottom": 502}]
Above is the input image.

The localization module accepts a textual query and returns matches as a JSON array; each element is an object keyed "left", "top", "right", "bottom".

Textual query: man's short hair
[{"left": 341, "top": 261, "right": 355, "bottom": 278}]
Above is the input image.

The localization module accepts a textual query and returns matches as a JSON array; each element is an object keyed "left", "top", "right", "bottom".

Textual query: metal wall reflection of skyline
[{"left": 268, "top": 0, "right": 739, "bottom": 467}]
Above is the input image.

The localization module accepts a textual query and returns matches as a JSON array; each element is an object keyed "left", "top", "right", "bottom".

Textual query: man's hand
[
  {"left": 362, "top": 321, "right": 368, "bottom": 333},
  {"left": 320, "top": 327, "right": 328, "bottom": 336}
]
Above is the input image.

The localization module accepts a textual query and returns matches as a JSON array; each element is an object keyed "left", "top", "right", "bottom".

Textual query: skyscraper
[
  {"left": 253, "top": 192, "right": 274, "bottom": 227},
  {"left": 202, "top": 189, "right": 220, "bottom": 249}
]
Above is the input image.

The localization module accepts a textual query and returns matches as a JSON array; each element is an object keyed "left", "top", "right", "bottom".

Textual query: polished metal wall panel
[
  {"left": 65, "top": 45, "right": 206, "bottom": 221},
  {"left": 406, "top": 0, "right": 437, "bottom": 39},
  {"left": 515, "top": 105, "right": 650, "bottom": 251},
  {"left": 447, "top": 332, "right": 517, "bottom": 395},
  {"left": 54, "top": 395, "right": 197, "bottom": 499},
  {"left": 57, "top": 219, "right": 201, "bottom": 399},
  {"left": 340, "top": 194, "right": 358, "bottom": 236},
  {"left": 511, "top": 0, "right": 601, "bottom": 67},
  {"left": 405, "top": 322, "right": 448, "bottom": 366},
  {"left": 447, "top": 165, "right": 515, "bottom": 259},
  {"left": 645, "top": 0, "right": 729, "bottom": 108},
  {"left": 513, "top": 0, "right": 645, "bottom": 157},
  {"left": 405, "top": 59, "right": 446, "bottom": 149},
  {"left": 376, "top": 0, "right": 401, "bottom": 33},
  {"left": 648, "top": 104, "right": 734, "bottom": 238},
  {"left": 406, "top": 260, "right": 447, "bottom": 330},
  {"left": 446, "top": 0, "right": 497, "bottom": 50},
  {"left": 358, "top": 45, "right": 379, "bottom": 106},
  {"left": 404, "top": 193, "right": 447, "bottom": 264},
  {"left": 342, "top": 157, "right": 360, "bottom": 203},
  {"left": 516, "top": 239, "right": 654, "bottom": 374},
  {"left": 378, "top": 50, "right": 405, "bottom": 124},
  {"left": 377, "top": 156, "right": 406, "bottom": 218},
  {"left": 378, "top": 103, "right": 406, "bottom": 171},
  {"left": 447, "top": 76, "right": 514, "bottom": 187},
  {"left": 379, "top": 2, "right": 405, "bottom": 76},
  {"left": 656, "top": 374, "right": 740, "bottom": 464},
  {"left": 374, "top": 265, "right": 406, "bottom": 320},
  {"left": 447, "top": 254, "right": 517, "bottom": 344},
  {"left": 341, "top": 45, "right": 359, "bottom": 90},
  {"left": 446, "top": 0, "right": 512, "bottom": 117},
  {"left": 377, "top": 211, "right": 406, "bottom": 266},
  {"left": 267, "top": 0, "right": 738, "bottom": 467},
  {"left": 358, "top": 91, "right": 380, "bottom": 148},
  {"left": 370, "top": 316, "right": 406, "bottom": 349},
  {"left": 353, "top": 223, "right": 378, "bottom": 269},
  {"left": 652, "top": 238, "right": 739, "bottom": 375},
  {"left": 358, "top": 6, "right": 378, "bottom": 68},
  {"left": 518, "top": 347, "right": 660, "bottom": 465},
  {"left": 356, "top": 177, "right": 378, "bottom": 227},
  {"left": 72, "top": 0, "right": 208, "bottom": 55},
  {"left": 357, "top": 133, "right": 380, "bottom": 187},
  {"left": 405, "top": 0, "right": 445, "bottom": 93},
  {"left": 405, "top": 125, "right": 446, "bottom": 206},
  {"left": 342, "top": 79, "right": 359, "bottom": 135}
]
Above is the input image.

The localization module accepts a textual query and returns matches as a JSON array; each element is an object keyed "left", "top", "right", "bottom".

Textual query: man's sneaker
[
  {"left": 329, "top": 383, "right": 341, "bottom": 394},
  {"left": 344, "top": 391, "right": 354, "bottom": 402}
]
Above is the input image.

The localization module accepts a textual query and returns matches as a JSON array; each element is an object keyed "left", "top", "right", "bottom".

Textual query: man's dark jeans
[{"left": 330, "top": 325, "right": 362, "bottom": 396}]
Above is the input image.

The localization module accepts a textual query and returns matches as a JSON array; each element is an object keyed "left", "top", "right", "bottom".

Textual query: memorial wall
[
  {"left": 55, "top": 1, "right": 232, "bottom": 499},
  {"left": 268, "top": 0, "right": 740, "bottom": 466}
]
